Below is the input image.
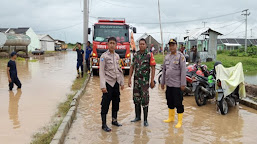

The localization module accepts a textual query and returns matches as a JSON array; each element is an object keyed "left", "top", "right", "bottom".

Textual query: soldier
[
  {"left": 161, "top": 39, "right": 186, "bottom": 129},
  {"left": 128, "top": 38, "right": 156, "bottom": 127},
  {"left": 99, "top": 37, "right": 124, "bottom": 132}
]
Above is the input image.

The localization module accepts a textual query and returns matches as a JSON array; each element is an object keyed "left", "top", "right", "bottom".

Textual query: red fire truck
[{"left": 90, "top": 18, "right": 136, "bottom": 75}]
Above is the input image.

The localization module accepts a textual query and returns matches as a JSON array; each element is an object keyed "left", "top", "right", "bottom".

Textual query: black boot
[
  {"left": 101, "top": 114, "right": 111, "bottom": 132},
  {"left": 131, "top": 104, "right": 141, "bottom": 122},
  {"left": 81, "top": 72, "right": 84, "bottom": 78},
  {"left": 112, "top": 112, "right": 122, "bottom": 127},
  {"left": 143, "top": 106, "right": 149, "bottom": 127}
]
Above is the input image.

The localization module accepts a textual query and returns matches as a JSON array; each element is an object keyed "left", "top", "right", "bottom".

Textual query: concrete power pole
[
  {"left": 158, "top": 0, "right": 164, "bottom": 55},
  {"left": 202, "top": 22, "right": 207, "bottom": 28},
  {"left": 242, "top": 9, "right": 250, "bottom": 53},
  {"left": 84, "top": 0, "right": 89, "bottom": 72}
]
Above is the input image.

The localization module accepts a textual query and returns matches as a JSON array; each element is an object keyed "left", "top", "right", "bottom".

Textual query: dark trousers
[
  {"left": 9, "top": 76, "right": 22, "bottom": 91},
  {"left": 77, "top": 61, "right": 83, "bottom": 72},
  {"left": 86, "top": 58, "right": 90, "bottom": 71},
  {"left": 101, "top": 82, "right": 120, "bottom": 115},
  {"left": 166, "top": 86, "right": 184, "bottom": 113}
]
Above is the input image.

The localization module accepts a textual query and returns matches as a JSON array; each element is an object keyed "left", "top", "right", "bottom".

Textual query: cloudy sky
[{"left": 1, "top": 0, "right": 256, "bottom": 43}]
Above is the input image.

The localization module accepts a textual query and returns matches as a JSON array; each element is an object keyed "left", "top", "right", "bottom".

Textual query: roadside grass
[
  {"left": 154, "top": 53, "right": 165, "bottom": 64},
  {"left": 30, "top": 75, "right": 87, "bottom": 144},
  {"left": 154, "top": 53, "right": 257, "bottom": 72},
  {"left": 203, "top": 54, "right": 257, "bottom": 72},
  {"left": 29, "top": 59, "right": 38, "bottom": 62}
]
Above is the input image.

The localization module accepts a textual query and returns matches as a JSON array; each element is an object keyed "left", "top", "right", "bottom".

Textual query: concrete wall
[
  {"left": 208, "top": 31, "right": 218, "bottom": 61},
  {"left": 26, "top": 28, "right": 40, "bottom": 52},
  {"left": 40, "top": 35, "right": 55, "bottom": 51}
]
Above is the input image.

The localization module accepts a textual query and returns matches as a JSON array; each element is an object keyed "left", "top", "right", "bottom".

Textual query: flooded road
[
  {"left": 65, "top": 76, "right": 257, "bottom": 144},
  {"left": 0, "top": 51, "right": 77, "bottom": 143}
]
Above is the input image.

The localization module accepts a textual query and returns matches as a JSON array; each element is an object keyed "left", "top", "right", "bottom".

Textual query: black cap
[
  {"left": 10, "top": 52, "right": 17, "bottom": 57},
  {"left": 168, "top": 39, "right": 177, "bottom": 44}
]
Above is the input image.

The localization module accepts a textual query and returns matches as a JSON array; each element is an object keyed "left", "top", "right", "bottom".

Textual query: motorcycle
[
  {"left": 194, "top": 70, "right": 216, "bottom": 106},
  {"left": 216, "top": 80, "right": 240, "bottom": 115},
  {"left": 184, "top": 64, "right": 209, "bottom": 96},
  {"left": 215, "top": 62, "right": 244, "bottom": 115}
]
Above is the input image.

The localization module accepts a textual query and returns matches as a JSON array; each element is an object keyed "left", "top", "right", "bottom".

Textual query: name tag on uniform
[{"left": 173, "top": 61, "right": 179, "bottom": 64}]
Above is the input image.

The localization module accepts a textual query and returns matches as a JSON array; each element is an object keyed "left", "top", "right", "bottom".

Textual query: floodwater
[
  {"left": 0, "top": 51, "right": 77, "bottom": 143},
  {"left": 245, "top": 73, "right": 257, "bottom": 85},
  {"left": 65, "top": 76, "right": 257, "bottom": 144}
]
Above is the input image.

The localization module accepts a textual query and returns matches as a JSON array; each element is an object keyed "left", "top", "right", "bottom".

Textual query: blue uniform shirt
[{"left": 85, "top": 46, "right": 92, "bottom": 60}]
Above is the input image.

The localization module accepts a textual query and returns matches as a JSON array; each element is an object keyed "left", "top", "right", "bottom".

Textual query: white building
[{"left": 37, "top": 34, "right": 55, "bottom": 51}]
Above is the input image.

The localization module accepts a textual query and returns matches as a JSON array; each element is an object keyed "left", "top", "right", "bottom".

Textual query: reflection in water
[
  {"left": 65, "top": 76, "right": 257, "bottom": 144},
  {"left": 0, "top": 51, "right": 77, "bottom": 144},
  {"left": 8, "top": 89, "right": 22, "bottom": 129}
]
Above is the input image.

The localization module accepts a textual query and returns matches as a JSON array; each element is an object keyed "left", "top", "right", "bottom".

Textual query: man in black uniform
[
  {"left": 73, "top": 42, "right": 85, "bottom": 78},
  {"left": 7, "top": 52, "right": 22, "bottom": 91}
]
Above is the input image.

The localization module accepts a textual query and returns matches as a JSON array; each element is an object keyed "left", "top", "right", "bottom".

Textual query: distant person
[
  {"left": 193, "top": 46, "right": 197, "bottom": 63},
  {"left": 7, "top": 52, "right": 22, "bottom": 91},
  {"left": 73, "top": 42, "right": 84, "bottom": 78},
  {"left": 151, "top": 45, "right": 155, "bottom": 53},
  {"left": 180, "top": 44, "right": 186, "bottom": 55},
  {"left": 85, "top": 41, "right": 92, "bottom": 74}
]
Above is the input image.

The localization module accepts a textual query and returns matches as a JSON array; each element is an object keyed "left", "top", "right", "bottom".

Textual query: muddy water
[
  {"left": 245, "top": 73, "right": 257, "bottom": 85},
  {"left": 0, "top": 51, "right": 77, "bottom": 143},
  {"left": 65, "top": 76, "right": 257, "bottom": 144}
]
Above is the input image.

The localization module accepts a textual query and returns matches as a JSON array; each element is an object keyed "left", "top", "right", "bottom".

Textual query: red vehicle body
[{"left": 91, "top": 18, "right": 136, "bottom": 75}]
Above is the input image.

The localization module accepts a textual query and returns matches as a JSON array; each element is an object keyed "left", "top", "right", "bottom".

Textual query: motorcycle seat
[{"left": 196, "top": 75, "right": 208, "bottom": 81}]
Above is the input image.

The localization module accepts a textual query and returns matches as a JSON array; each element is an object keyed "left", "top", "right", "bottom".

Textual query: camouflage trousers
[{"left": 133, "top": 81, "right": 149, "bottom": 107}]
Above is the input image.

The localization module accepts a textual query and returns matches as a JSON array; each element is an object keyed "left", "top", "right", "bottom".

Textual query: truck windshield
[{"left": 93, "top": 24, "right": 129, "bottom": 43}]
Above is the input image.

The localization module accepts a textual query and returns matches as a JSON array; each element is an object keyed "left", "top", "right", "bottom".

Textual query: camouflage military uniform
[{"left": 132, "top": 50, "right": 156, "bottom": 107}]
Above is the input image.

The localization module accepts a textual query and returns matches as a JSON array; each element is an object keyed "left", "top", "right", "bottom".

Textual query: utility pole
[
  {"left": 84, "top": 0, "right": 89, "bottom": 72},
  {"left": 242, "top": 9, "right": 250, "bottom": 53},
  {"left": 158, "top": 0, "right": 164, "bottom": 55},
  {"left": 186, "top": 30, "right": 190, "bottom": 51},
  {"left": 202, "top": 22, "right": 207, "bottom": 28},
  {"left": 250, "top": 29, "right": 253, "bottom": 38}
]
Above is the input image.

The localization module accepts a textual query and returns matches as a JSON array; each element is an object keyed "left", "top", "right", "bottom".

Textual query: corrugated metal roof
[
  {"left": 220, "top": 39, "right": 228, "bottom": 43},
  {"left": 0, "top": 28, "right": 9, "bottom": 33},
  {"left": 184, "top": 27, "right": 222, "bottom": 40},
  {"left": 226, "top": 38, "right": 238, "bottom": 44},
  {"left": 217, "top": 39, "right": 223, "bottom": 44}
]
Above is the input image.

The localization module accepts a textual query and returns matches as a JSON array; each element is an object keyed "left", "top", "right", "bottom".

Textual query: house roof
[
  {"left": 136, "top": 33, "right": 149, "bottom": 42},
  {"left": 223, "top": 43, "right": 241, "bottom": 46},
  {"left": 184, "top": 27, "right": 223, "bottom": 40},
  {"left": 0, "top": 27, "right": 30, "bottom": 34},
  {"left": 37, "top": 34, "right": 55, "bottom": 41},
  {"left": 217, "top": 38, "right": 257, "bottom": 46},
  {"left": 0, "top": 28, "right": 9, "bottom": 33}
]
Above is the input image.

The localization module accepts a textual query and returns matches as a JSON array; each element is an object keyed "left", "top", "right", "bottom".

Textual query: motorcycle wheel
[
  {"left": 218, "top": 98, "right": 228, "bottom": 115},
  {"left": 194, "top": 85, "right": 207, "bottom": 106}
]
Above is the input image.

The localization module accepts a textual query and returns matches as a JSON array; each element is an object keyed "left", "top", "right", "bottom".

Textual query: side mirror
[
  {"left": 133, "top": 27, "right": 137, "bottom": 33},
  {"left": 88, "top": 28, "right": 91, "bottom": 35}
]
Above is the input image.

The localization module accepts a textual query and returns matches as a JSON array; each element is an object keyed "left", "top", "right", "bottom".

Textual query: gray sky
[{"left": 1, "top": 0, "right": 256, "bottom": 43}]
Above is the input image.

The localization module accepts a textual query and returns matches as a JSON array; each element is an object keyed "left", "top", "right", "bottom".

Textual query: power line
[
  {"left": 222, "top": 22, "right": 245, "bottom": 36},
  {"left": 214, "top": 19, "right": 245, "bottom": 29},
  {"left": 35, "top": 22, "right": 83, "bottom": 33},
  {"left": 96, "top": 0, "right": 143, "bottom": 8},
  {"left": 129, "top": 11, "right": 242, "bottom": 24}
]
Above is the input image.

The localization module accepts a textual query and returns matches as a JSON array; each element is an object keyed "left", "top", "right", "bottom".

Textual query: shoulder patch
[{"left": 101, "top": 58, "right": 104, "bottom": 61}]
